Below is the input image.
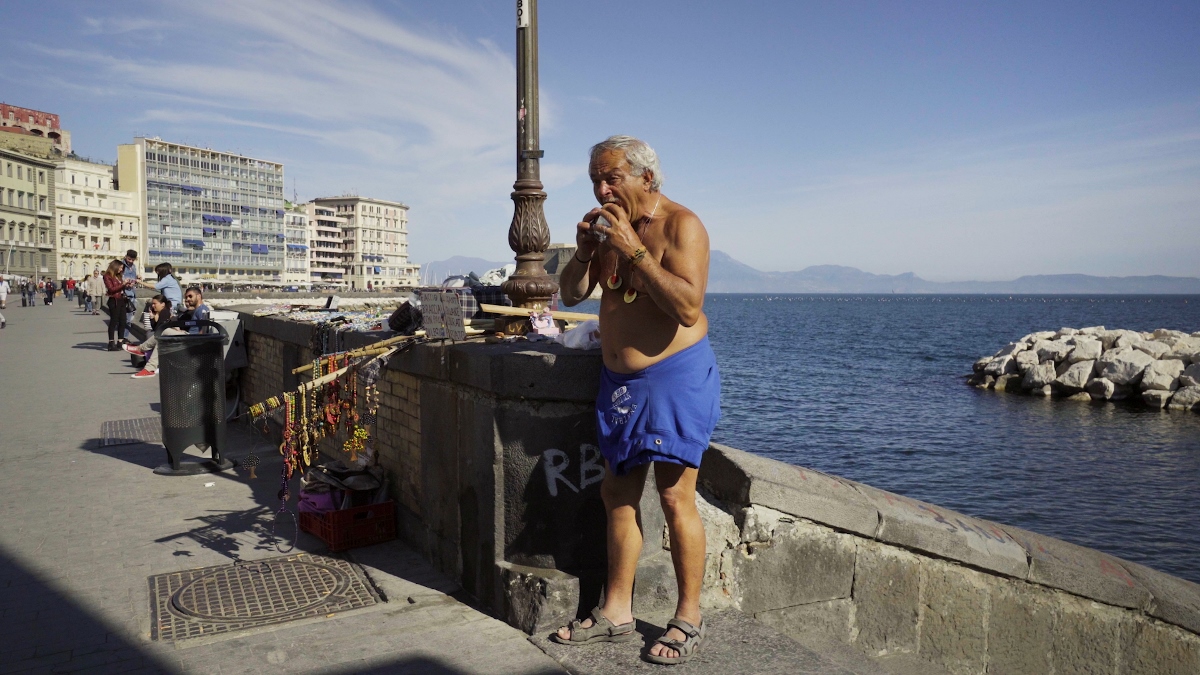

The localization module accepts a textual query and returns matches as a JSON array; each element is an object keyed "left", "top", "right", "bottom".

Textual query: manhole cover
[
  {"left": 150, "top": 553, "right": 381, "bottom": 641},
  {"left": 101, "top": 417, "right": 162, "bottom": 446}
]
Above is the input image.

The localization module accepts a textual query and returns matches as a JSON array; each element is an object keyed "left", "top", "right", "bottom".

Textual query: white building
[
  {"left": 309, "top": 195, "right": 418, "bottom": 290},
  {"left": 283, "top": 203, "right": 310, "bottom": 288},
  {"left": 0, "top": 145, "right": 56, "bottom": 279},
  {"left": 54, "top": 157, "right": 142, "bottom": 280},
  {"left": 306, "top": 203, "right": 346, "bottom": 287},
  {"left": 116, "top": 138, "right": 286, "bottom": 283}
]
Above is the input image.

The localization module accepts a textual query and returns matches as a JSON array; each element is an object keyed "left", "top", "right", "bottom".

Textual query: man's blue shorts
[{"left": 596, "top": 337, "right": 722, "bottom": 476}]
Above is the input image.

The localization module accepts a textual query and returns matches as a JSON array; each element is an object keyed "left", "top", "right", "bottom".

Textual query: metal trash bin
[{"left": 154, "top": 319, "right": 235, "bottom": 476}]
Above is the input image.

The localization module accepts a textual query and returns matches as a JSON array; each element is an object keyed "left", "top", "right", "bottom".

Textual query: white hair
[{"left": 589, "top": 135, "right": 663, "bottom": 191}]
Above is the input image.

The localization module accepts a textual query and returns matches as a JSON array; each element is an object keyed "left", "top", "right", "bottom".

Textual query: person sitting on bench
[{"left": 127, "top": 286, "right": 211, "bottom": 380}]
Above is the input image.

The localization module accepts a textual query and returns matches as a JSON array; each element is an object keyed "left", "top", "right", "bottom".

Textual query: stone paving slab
[{"left": 0, "top": 301, "right": 566, "bottom": 675}]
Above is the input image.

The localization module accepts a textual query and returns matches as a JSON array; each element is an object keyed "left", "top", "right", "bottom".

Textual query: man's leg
[
  {"left": 556, "top": 461, "right": 648, "bottom": 640},
  {"left": 648, "top": 463, "right": 706, "bottom": 660}
]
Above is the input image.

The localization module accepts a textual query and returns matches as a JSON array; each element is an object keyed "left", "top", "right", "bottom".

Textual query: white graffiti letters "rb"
[{"left": 542, "top": 444, "right": 604, "bottom": 497}]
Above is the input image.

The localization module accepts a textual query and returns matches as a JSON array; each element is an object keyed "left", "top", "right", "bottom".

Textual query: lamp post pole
[{"left": 501, "top": 0, "right": 558, "bottom": 323}]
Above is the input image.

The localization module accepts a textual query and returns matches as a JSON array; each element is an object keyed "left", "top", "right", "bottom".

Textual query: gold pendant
[
  {"left": 606, "top": 273, "right": 622, "bottom": 290},
  {"left": 623, "top": 288, "right": 638, "bottom": 303}
]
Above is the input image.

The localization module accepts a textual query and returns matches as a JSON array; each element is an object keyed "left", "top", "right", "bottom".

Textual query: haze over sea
[{"left": 582, "top": 294, "right": 1200, "bottom": 583}]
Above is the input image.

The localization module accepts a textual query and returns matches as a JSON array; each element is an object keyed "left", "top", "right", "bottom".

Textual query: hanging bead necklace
[{"left": 605, "top": 195, "right": 660, "bottom": 303}]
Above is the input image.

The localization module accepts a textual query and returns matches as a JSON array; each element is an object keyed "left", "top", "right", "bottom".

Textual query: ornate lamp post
[{"left": 501, "top": 0, "right": 558, "bottom": 324}]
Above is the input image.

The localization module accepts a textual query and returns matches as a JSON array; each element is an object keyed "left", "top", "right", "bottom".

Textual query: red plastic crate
[{"left": 299, "top": 501, "right": 397, "bottom": 552}]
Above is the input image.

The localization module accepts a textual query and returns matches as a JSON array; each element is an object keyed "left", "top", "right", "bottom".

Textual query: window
[
  {"left": 38, "top": 171, "right": 44, "bottom": 184},
  {"left": 5, "top": 163, "right": 9, "bottom": 176},
  {"left": 17, "top": 166, "right": 22, "bottom": 180}
]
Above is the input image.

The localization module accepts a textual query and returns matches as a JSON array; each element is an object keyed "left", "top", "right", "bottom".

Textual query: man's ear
[{"left": 642, "top": 170, "right": 654, "bottom": 191}]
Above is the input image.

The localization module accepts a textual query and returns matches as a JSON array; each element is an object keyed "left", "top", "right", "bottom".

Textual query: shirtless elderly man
[{"left": 553, "top": 136, "right": 721, "bottom": 665}]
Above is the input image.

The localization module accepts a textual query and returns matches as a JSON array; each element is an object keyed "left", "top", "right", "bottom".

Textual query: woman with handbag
[{"left": 102, "top": 260, "right": 128, "bottom": 351}]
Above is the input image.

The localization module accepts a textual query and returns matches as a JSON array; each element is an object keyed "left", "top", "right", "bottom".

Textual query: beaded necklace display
[{"left": 604, "top": 195, "right": 660, "bottom": 303}]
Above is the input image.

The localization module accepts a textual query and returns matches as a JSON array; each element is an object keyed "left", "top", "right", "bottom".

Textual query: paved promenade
[{"left": 0, "top": 301, "right": 903, "bottom": 675}]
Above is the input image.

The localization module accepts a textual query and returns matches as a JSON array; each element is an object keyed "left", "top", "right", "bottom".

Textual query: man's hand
[
  {"left": 595, "top": 203, "right": 644, "bottom": 259},
  {"left": 574, "top": 208, "right": 605, "bottom": 261}
]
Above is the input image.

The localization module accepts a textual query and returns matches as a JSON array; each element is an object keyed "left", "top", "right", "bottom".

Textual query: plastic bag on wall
[{"left": 554, "top": 319, "right": 600, "bottom": 350}]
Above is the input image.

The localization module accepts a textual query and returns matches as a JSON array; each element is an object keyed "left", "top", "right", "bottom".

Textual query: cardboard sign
[
  {"left": 418, "top": 290, "right": 448, "bottom": 339},
  {"left": 441, "top": 291, "right": 467, "bottom": 342}
]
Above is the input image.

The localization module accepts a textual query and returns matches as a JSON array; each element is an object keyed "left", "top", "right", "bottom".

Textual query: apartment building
[
  {"left": 116, "top": 138, "right": 285, "bottom": 282},
  {"left": 54, "top": 157, "right": 142, "bottom": 280},
  {"left": 0, "top": 147, "right": 56, "bottom": 279},
  {"left": 305, "top": 203, "right": 346, "bottom": 287},
  {"left": 309, "top": 195, "right": 418, "bottom": 290},
  {"left": 0, "top": 103, "right": 71, "bottom": 154},
  {"left": 283, "top": 203, "right": 310, "bottom": 288}
]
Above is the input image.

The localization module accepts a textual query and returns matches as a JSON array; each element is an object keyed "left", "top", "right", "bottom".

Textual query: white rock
[
  {"left": 985, "top": 355, "right": 1017, "bottom": 377},
  {"left": 1033, "top": 384, "right": 1053, "bottom": 397},
  {"left": 1056, "top": 327, "right": 1078, "bottom": 338},
  {"left": 1114, "top": 333, "right": 1143, "bottom": 349},
  {"left": 1077, "top": 326, "right": 1105, "bottom": 335},
  {"left": 1141, "top": 359, "right": 1185, "bottom": 391},
  {"left": 1171, "top": 337, "right": 1200, "bottom": 363},
  {"left": 1180, "top": 363, "right": 1200, "bottom": 388},
  {"left": 1134, "top": 340, "right": 1172, "bottom": 359},
  {"left": 1035, "top": 340, "right": 1073, "bottom": 363},
  {"left": 1066, "top": 339, "right": 1102, "bottom": 364},
  {"left": 1087, "top": 377, "right": 1116, "bottom": 400},
  {"left": 973, "top": 356, "right": 994, "bottom": 373},
  {"left": 1167, "top": 386, "right": 1200, "bottom": 411},
  {"left": 1097, "top": 349, "right": 1154, "bottom": 386},
  {"left": 1154, "top": 329, "right": 1187, "bottom": 339},
  {"left": 1143, "top": 390, "right": 1173, "bottom": 409},
  {"left": 1101, "top": 329, "right": 1140, "bottom": 350},
  {"left": 993, "top": 373, "right": 1023, "bottom": 392},
  {"left": 1015, "top": 350, "right": 1040, "bottom": 373},
  {"left": 1193, "top": 331, "right": 1200, "bottom": 338},
  {"left": 1055, "top": 360, "right": 1094, "bottom": 391},
  {"left": 1023, "top": 362, "right": 1057, "bottom": 389},
  {"left": 993, "top": 342, "right": 1025, "bottom": 358}
]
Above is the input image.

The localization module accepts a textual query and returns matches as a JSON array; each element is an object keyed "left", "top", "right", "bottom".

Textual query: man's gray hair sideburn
[{"left": 590, "top": 135, "right": 663, "bottom": 191}]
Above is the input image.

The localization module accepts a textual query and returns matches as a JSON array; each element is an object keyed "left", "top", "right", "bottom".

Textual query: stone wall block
[
  {"left": 755, "top": 599, "right": 854, "bottom": 646},
  {"left": 1051, "top": 593, "right": 1127, "bottom": 675},
  {"left": 852, "top": 540, "right": 921, "bottom": 655},
  {"left": 918, "top": 560, "right": 991, "bottom": 675},
  {"left": 730, "top": 520, "right": 856, "bottom": 614},
  {"left": 1122, "top": 617, "right": 1200, "bottom": 675},
  {"left": 852, "top": 481, "right": 1028, "bottom": 578},
  {"left": 699, "top": 443, "right": 878, "bottom": 537},
  {"left": 986, "top": 582, "right": 1056, "bottom": 675},
  {"left": 632, "top": 550, "right": 678, "bottom": 615},
  {"left": 496, "top": 562, "right": 579, "bottom": 636}
]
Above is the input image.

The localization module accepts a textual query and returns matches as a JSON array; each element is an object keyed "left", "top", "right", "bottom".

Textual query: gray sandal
[
  {"left": 645, "top": 617, "right": 705, "bottom": 665},
  {"left": 550, "top": 607, "right": 637, "bottom": 645}
]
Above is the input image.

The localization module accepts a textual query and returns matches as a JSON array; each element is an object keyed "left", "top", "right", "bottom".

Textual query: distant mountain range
[
  {"left": 708, "top": 251, "right": 1200, "bottom": 294},
  {"left": 419, "top": 251, "right": 1200, "bottom": 294}
]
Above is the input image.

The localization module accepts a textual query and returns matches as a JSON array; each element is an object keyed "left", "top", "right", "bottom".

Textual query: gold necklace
[{"left": 605, "top": 196, "right": 661, "bottom": 302}]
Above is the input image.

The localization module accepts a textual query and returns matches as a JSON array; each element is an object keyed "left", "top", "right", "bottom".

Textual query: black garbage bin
[{"left": 154, "top": 319, "right": 234, "bottom": 475}]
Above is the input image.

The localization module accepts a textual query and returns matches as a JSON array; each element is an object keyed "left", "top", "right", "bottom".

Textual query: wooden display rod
[{"left": 479, "top": 304, "right": 598, "bottom": 322}]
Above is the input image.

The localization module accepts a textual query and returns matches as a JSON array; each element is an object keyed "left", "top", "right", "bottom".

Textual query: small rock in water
[
  {"left": 1097, "top": 349, "right": 1154, "bottom": 386},
  {"left": 1065, "top": 392, "right": 1092, "bottom": 402},
  {"left": 1143, "top": 390, "right": 1173, "bottom": 409},
  {"left": 1055, "top": 360, "right": 1094, "bottom": 391},
  {"left": 1087, "top": 377, "right": 1116, "bottom": 400},
  {"left": 993, "top": 373, "right": 1022, "bottom": 392},
  {"left": 1134, "top": 340, "right": 1172, "bottom": 359},
  {"left": 973, "top": 356, "right": 994, "bottom": 373},
  {"left": 1033, "top": 385, "right": 1053, "bottom": 397},
  {"left": 1023, "top": 363, "right": 1057, "bottom": 389},
  {"left": 1141, "top": 359, "right": 1185, "bottom": 392},
  {"left": 985, "top": 355, "right": 1016, "bottom": 377},
  {"left": 1167, "top": 386, "right": 1200, "bottom": 410},
  {"left": 1066, "top": 338, "right": 1102, "bottom": 364},
  {"left": 1015, "top": 350, "right": 1040, "bottom": 373},
  {"left": 1180, "top": 363, "right": 1200, "bottom": 388}
]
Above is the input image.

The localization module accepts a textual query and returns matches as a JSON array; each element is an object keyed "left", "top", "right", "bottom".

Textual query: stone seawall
[
  {"left": 236, "top": 311, "right": 1200, "bottom": 674},
  {"left": 968, "top": 327, "right": 1200, "bottom": 411}
]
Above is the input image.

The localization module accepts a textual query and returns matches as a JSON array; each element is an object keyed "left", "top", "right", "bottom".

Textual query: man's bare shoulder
[{"left": 659, "top": 199, "right": 707, "bottom": 244}]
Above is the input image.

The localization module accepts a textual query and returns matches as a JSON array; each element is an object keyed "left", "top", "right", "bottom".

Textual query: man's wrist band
[
  {"left": 573, "top": 250, "right": 593, "bottom": 264},
  {"left": 629, "top": 247, "right": 647, "bottom": 266}
]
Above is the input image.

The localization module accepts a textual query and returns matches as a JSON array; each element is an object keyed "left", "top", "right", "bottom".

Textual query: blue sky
[{"left": 2, "top": 0, "right": 1197, "bottom": 280}]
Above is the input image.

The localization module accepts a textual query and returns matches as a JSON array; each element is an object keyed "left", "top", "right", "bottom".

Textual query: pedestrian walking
[
  {"left": 66, "top": 277, "right": 76, "bottom": 302},
  {"left": 43, "top": 278, "right": 56, "bottom": 306},
  {"left": 102, "top": 260, "right": 128, "bottom": 351},
  {"left": 0, "top": 275, "right": 8, "bottom": 330},
  {"left": 85, "top": 272, "right": 103, "bottom": 315}
]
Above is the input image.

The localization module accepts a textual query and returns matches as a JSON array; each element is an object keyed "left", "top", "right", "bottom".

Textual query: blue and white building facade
[{"left": 117, "top": 138, "right": 285, "bottom": 283}]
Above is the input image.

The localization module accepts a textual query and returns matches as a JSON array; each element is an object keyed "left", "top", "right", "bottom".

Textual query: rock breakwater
[{"left": 968, "top": 327, "right": 1200, "bottom": 410}]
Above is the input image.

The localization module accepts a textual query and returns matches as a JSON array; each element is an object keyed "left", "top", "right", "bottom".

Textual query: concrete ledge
[
  {"left": 1001, "top": 524, "right": 1151, "bottom": 610},
  {"left": 699, "top": 443, "right": 878, "bottom": 537}
]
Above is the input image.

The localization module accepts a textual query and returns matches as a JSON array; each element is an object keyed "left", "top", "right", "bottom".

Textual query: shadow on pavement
[
  {"left": 72, "top": 341, "right": 111, "bottom": 351},
  {"left": 341, "top": 657, "right": 563, "bottom": 675},
  {"left": 0, "top": 545, "right": 176, "bottom": 673}
]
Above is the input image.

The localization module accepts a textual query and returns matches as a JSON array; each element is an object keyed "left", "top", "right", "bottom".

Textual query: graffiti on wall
[{"left": 542, "top": 444, "right": 604, "bottom": 497}]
